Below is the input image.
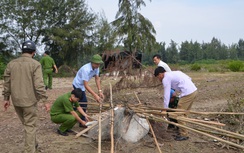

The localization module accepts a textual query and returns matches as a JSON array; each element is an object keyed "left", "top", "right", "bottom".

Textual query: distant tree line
[
  {"left": 0, "top": 0, "right": 243, "bottom": 74},
  {"left": 142, "top": 38, "right": 244, "bottom": 65}
]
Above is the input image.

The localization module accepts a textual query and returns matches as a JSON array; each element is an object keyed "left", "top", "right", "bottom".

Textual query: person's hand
[
  {"left": 98, "top": 92, "right": 105, "bottom": 100},
  {"left": 94, "top": 94, "right": 103, "bottom": 103},
  {"left": 3, "top": 101, "right": 10, "bottom": 111},
  {"left": 55, "top": 69, "right": 58, "bottom": 74},
  {"left": 84, "top": 114, "right": 90, "bottom": 122},
  {"left": 80, "top": 120, "right": 87, "bottom": 127},
  {"left": 44, "top": 103, "right": 51, "bottom": 112}
]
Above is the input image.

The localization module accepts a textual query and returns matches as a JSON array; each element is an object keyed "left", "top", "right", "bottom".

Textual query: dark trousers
[{"left": 73, "top": 85, "right": 87, "bottom": 121}]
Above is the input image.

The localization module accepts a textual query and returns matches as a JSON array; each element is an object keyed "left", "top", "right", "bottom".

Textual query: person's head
[
  {"left": 91, "top": 54, "right": 103, "bottom": 69},
  {"left": 22, "top": 40, "right": 36, "bottom": 56},
  {"left": 44, "top": 51, "right": 50, "bottom": 55},
  {"left": 154, "top": 66, "right": 166, "bottom": 82},
  {"left": 70, "top": 88, "right": 83, "bottom": 102},
  {"left": 152, "top": 54, "right": 161, "bottom": 65}
]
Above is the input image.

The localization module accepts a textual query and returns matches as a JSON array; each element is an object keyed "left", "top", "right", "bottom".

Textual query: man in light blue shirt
[{"left": 72, "top": 54, "right": 105, "bottom": 123}]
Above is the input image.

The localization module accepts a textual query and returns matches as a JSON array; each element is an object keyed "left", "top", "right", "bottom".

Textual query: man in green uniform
[
  {"left": 40, "top": 51, "right": 58, "bottom": 90},
  {"left": 50, "top": 88, "right": 89, "bottom": 136},
  {"left": 2, "top": 40, "right": 50, "bottom": 153}
]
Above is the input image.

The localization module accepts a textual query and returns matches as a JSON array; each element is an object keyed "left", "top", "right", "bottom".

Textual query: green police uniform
[
  {"left": 3, "top": 53, "right": 48, "bottom": 153},
  {"left": 50, "top": 92, "right": 81, "bottom": 132},
  {"left": 40, "top": 55, "right": 56, "bottom": 89}
]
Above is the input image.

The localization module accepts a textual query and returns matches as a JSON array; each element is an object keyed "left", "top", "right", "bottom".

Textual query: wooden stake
[
  {"left": 75, "top": 122, "right": 98, "bottom": 138},
  {"left": 145, "top": 113, "right": 244, "bottom": 150},
  {"left": 98, "top": 103, "right": 102, "bottom": 153},
  {"left": 134, "top": 92, "right": 162, "bottom": 153},
  {"left": 110, "top": 83, "right": 114, "bottom": 153}
]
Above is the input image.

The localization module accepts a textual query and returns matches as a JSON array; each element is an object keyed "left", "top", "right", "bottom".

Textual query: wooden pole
[
  {"left": 110, "top": 83, "right": 114, "bottom": 153},
  {"left": 75, "top": 122, "right": 98, "bottom": 138},
  {"left": 175, "top": 116, "right": 244, "bottom": 140},
  {"left": 144, "top": 113, "right": 244, "bottom": 150},
  {"left": 98, "top": 103, "right": 102, "bottom": 153},
  {"left": 134, "top": 92, "right": 162, "bottom": 153}
]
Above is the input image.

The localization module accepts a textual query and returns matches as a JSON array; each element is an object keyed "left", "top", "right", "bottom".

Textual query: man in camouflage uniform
[
  {"left": 2, "top": 40, "right": 50, "bottom": 153},
  {"left": 40, "top": 51, "right": 58, "bottom": 90}
]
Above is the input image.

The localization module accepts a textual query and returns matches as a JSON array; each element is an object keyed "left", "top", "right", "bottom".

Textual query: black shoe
[
  {"left": 45, "top": 86, "right": 48, "bottom": 90},
  {"left": 57, "top": 129, "right": 68, "bottom": 136},
  {"left": 174, "top": 135, "right": 189, "bottom": 141},
  {"left": 66, "top": 129, "right": 73, "bottom": 133}
]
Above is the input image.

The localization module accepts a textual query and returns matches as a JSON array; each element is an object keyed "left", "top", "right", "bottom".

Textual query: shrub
[
  {"left": 190, "top": 64, "right": 201, "bottom": 71},
  {"left": 0, "top": 61, "right": 6, "bottom": 79},
  {"left": 228, "top": 61, "right": 244, "bottom": 72}
]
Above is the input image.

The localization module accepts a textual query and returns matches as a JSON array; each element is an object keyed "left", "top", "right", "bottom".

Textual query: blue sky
[{"left": 86, "top": 0, "right": 244, "bottom": 46}]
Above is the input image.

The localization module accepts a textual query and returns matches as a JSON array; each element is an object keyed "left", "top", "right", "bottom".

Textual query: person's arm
[
  {"left": 34, "top": 64, "right": 49, "bottom": 111},
  {"left": 95, "top": 75, "right": 104, "bottom": 100},
  {"left": 77, "top": 106, "right": 89, "bottom": 121},
  {"left": 2, "top": 64, "right": 11, "bottom": 111},
  {"left": 163, "top": 82, "right": 171, "bottom": 109},
  {"left": 84, "top": 80, "right": 102, "bottom": 103},
  {"left": 70, "top": 110, "right": 87, "bottom": 126},
  {"left": 53, "top": 64, "right": 58, "bottom": 73}
]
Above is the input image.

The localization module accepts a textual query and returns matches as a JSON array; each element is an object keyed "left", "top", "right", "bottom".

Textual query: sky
[{"left": 86, "top": 0, "right": 244, "bottom": 47}]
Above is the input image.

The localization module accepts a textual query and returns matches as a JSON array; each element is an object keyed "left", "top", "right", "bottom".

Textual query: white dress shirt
[
  {"left": 158, "top": 60, "right": 171, "bottom": 72},
  {"left": 162, "top": 71, "right": 197, "bottom": 108}
]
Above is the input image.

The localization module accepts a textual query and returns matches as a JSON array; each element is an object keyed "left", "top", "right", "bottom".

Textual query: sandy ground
[{"left": 0, "top": 72, "right": 243, "bottom": 153}]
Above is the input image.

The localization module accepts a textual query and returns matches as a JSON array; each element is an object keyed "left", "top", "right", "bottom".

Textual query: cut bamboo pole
[
  {"left": 177, "top": 117, "right": 226, "bottom": 127},
  {"left": 75, "top": 122, "right": 98, "bottom": 138},
  {"left": 98, "top": 103, "right": 102, "bottom": 153},
  {"left": 134, "top": 92, "right": 162, "bottom": 153},
  {"left": 175, "top": 116, "right": 244, "bottom": 140},
  {"left": 144, "top": 113, "right": 244, "bottom": 150},
  {"left": 110, "top": 83, "right": 114, "bottom": 153}
]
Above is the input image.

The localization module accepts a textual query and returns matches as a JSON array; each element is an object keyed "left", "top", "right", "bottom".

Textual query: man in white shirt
[
  {"left": 154, "top": 66, "right": 198, "bottom": 141},
  {"left": 152, "top": 54, "right": 171, "bottom": 72}
]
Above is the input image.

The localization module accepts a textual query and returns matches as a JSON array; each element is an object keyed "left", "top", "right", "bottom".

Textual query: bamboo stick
[
  {"left": 175, "top": 116, "right": 244, "bottom": 140},
  {"left": 134, "top": 92, "right": 162, "bottom": 153},
  {"left": 98, "top": 103, "right": 102, "bottom": 153},
  {"left": 177, "top": 117, "right": 226, "bottom": 127},
  {"left": 75, "top": 122, "right": 98, "bottom": 138},
  {"left": 110, "top": 83, "right": 114, "bottom": 153},
  {"left": 144, "top": 113, "right": 244, "bottom": 150}
]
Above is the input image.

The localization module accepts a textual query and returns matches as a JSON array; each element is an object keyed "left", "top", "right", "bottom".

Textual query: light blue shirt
[{"left": 72, "top": 63, "right": 99, "bottom": 91}]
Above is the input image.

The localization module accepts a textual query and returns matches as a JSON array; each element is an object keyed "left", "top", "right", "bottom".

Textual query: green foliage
[
  {"left": 112, "top": 0, "right": 156, "bottom": 53},
  {"left": 195, "top": 59, "right": 217, "bottom": 64},
  {"left": 190, "top": 64, "right": 201, "bottom": 71},
  {"left": 228, "top": 60, "right": 244, "bottom": 72},
  {"left": 0, "top": 57, "right": 6, "bottom": 79}
]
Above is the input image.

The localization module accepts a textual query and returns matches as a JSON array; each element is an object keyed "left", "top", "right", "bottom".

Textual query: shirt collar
[{"left": 21, "top": 53, "right": 33, "bottom": 58}]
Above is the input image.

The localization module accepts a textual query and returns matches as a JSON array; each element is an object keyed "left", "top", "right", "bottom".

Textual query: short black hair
[
  {"left": 71, "top": 88, "right": 83, "bottom": 100},
  {"left": 154, "top": 66, "right": 166, "bottom": 77},
  {"left": 45, "top": 51, "right": 50, "bottom": 55},
  {"left": 153, "top": 54, "right": 161, "bottom": 59}
]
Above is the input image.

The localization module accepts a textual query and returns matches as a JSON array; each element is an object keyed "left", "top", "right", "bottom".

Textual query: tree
[
  {"left": 93, "top": 11, "right": 117, "bottom": 53},
  {"left": 0, "top": 0, "right": 97, "bottom": 67},
  {"left": 237, "top": 39, "right": 244, "bottom": 60},
  {"left": 112, "top": 0, "right": 156, "bottom": 53},
  {"left": 166, "top": 40, "right": 179, "bottom": 63}
]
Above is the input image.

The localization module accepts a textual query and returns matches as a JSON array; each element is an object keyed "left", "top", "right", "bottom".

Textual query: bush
[
  {"left": 228, "top": 61, "right": 244, "bottom": 72},
  {"left": 190, "top": 64, "right": 201, "bottom": 71},
  {"left": 0, "top": 62, "right": 6, "bottom": 79}
]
